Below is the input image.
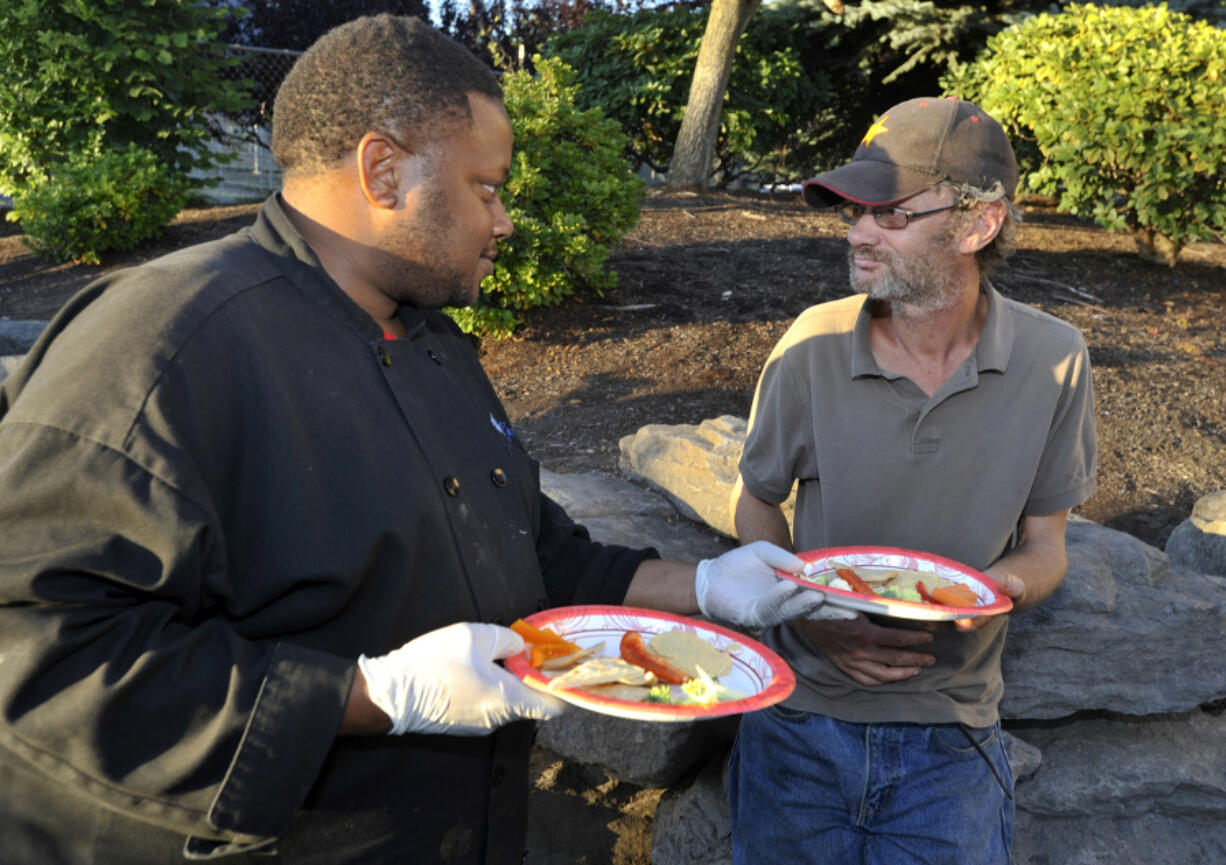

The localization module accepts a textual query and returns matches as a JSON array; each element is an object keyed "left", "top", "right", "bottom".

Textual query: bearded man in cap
[{"left": 729, "top": 97, "right": 1097, "bottom": 863}]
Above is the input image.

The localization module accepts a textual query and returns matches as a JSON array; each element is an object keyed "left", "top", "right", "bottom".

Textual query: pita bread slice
[{"left": 546, "top": 656, "right": 656, "bottom": 692}]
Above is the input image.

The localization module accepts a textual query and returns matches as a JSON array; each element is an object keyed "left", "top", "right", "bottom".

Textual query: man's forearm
[
  {"left": 732, "top": 479, "right": 793, "bottom": 548},
  {"left": 985, "top": 511, "right": 1070, "bottom": 610},
  {"left": 622, "top": 559, "right": 699, "bottom": 613}
]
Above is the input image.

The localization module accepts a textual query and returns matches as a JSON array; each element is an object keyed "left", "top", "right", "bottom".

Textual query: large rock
[
  {"left": 541, "top": 467, "right": 732, "bottom": 562},
  {"left": 1002, "top": 520, "right": 1226, "bottom": 719},
  {"left": 535, "top": 709, "right": 738, "bottom": 789},
  {"left": 651, "top": 752, "right": 733, "bottom": 865},
  {"left": 1011, "top": 708, "right": 1226, "bottom": 864},
  {"left": 0, "top": 320, "right": 44, "bottom": 355},
  {"left": 1166, "top": 489, "right": 1226, "bottom": 577},
  {"left": 618, "top": 416, "right": 793, "bottom": 538}
]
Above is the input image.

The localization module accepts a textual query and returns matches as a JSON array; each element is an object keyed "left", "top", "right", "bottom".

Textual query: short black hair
[{"left": 272, "top": 15, "right": 502, "bottom": 175}]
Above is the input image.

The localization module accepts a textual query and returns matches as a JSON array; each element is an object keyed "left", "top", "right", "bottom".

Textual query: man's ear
[
  {"left": 956, "top": 200, "right": 1006, "bottom": 255},
  {"left": 357, "top": 131, "right": 419, "bottom": 210}
]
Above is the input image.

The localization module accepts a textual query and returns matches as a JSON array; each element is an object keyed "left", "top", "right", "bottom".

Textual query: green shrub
[
  {"left": 943, "top": 3, "right": 1226, "bottom": 265},
  {"left": 0, "top": 0, "right": 251, "bottom": 258},
  {"left": 446, "top": 56, "right": 645, "bottom": 339},
  {"left": 0, "top": 0, "right": 249, "bottom": 194},
  {"left": 10, "top": 144, "right": 191, "bottom": 265},
  {"left": 545, "top": 7, "right": 823, "bottom": 182}
]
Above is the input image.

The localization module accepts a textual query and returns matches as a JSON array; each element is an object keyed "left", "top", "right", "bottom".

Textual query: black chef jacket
[{"left": 0, "top": 195, "right": 654, "bottom": 864}]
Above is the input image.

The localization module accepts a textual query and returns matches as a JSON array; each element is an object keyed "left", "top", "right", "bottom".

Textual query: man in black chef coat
[{"left": 0, "top": 15, "right": 821, "bottom": 864}]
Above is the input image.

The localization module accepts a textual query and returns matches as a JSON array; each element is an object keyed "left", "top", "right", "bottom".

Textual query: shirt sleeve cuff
[{"left": 206, "top": 642, "right": 354, "bottom": 839}]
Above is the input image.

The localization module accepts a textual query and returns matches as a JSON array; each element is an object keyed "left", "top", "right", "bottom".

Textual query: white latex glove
[
  {"left": 695, "top": 540, "right": 828, "bottom": 628},
  {"left": 358, "top": 622, "right": 566, "bottom": 736}
]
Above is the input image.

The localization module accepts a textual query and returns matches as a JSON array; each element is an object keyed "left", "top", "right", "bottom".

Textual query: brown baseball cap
[{"left": 802, "top": 97, "right": 1018, "bottom": 208}]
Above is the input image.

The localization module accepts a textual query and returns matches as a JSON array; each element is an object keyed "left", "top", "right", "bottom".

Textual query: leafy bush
[
  {"left": 446, "top": 57, "right": 645, "bottom": 338},
  {"left": 11, "top": 145, "right": 192, "bottom": 265},
  {"left": 545, "top": 6, "right": 824, "bottom": 182},
  {"left": 943, "top": 3, "right": 1226, "bottom": 265},
  {"left": 0, "top": 0, "right": 251, "bottom": 254}
]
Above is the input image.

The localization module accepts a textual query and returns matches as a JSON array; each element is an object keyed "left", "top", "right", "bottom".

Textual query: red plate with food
[
  {"left": 504, "top": 605, "right": 795, "bottom": 722},
  {"left": 776, "top": 546, "right": 1013, "bottom": 621}
]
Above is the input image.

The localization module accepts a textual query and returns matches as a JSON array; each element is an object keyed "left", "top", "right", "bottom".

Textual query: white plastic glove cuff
[
  {"left": 694, "top": 540, "right": 827, "bottom": 629},
  {"left": 358, "top": 622, "right": 565, "bottom": 737}
]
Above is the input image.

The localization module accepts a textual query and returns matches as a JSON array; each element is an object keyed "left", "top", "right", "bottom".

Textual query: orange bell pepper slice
[
  {"left": 510, "top": 618, "right": 577, "bottom": 648},
  {"left": 529, "top": 643, "right": 582, "bottom": 668},
  {"left": 510, "top": 618, "right": 581, "bottom": 668}
]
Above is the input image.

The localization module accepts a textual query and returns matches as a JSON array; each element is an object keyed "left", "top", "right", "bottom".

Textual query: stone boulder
[
  {"left": 1011, "top": 708, "right": 1226, "bottom": 864},
  {"left": 1166, "top": 489, "right": 1226, "bottom": 577},
  {"left": 618, "top": 416, "right": 794, "bottom": 538},
  {"left": 534, "top": 709, "right": 738, "bottom": 789},
  {"left": 542, "top": 467, "right": 732, "bottom": 563},
  {"left": 1002, "top": 519, "right": 1226, "bottom": 719},
  {"left": 0, "top": 320, "right": 45, "bottom": 385},
  {"left": 0, "top": 320, "right": 45, "bottom": 355},
  {"left": 651, "top": 753, "right": 734, "bottom": 865}
]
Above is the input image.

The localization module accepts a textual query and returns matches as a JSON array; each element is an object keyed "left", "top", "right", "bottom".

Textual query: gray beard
[{"left": 847, "top": 242, "right": 962, "bottom": 319}]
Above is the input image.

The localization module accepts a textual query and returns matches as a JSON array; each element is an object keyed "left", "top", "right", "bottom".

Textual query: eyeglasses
[{"left": 835, "top": 201, "right": 963, "bottom": 230}]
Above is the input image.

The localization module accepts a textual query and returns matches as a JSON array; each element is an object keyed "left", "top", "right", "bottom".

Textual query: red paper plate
[
  {"left": 777, "top": 546, "right": 1013, "bottom": 621},
  {"left": 504, "top": 605, "right": 795, "bottom": 722}
]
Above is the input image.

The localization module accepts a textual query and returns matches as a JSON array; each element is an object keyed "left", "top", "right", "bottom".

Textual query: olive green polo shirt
[{"left": 739, "top": 283, "right": 1096, "bottom": 725}]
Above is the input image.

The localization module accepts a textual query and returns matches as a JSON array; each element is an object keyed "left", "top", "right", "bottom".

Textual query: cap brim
[{"left": 801, "top": 162, "right": 942, "bottom": 209}]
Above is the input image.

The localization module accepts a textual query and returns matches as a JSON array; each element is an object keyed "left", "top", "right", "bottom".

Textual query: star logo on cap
[{"left": 861, "top": 114, "right": 889, "bottom": 147}]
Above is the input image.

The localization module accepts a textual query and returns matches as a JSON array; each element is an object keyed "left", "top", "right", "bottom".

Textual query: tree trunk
[{"left": 665, "top": 0, "right": 761, "bottom": 189}]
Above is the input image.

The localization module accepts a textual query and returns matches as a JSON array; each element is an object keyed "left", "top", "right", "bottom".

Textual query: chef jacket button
[
  {"left": 491, "top": 765, "right": 506, "bottom": 786},
  {"left": 427, "top": 349, "right": 442, "bottom": 365},
  {"left": 377, "top": 346, "right": 392, "bottom": 367},
  {"left": 490, "top": 468, "right": 508, "bottom": 487},
  {"left": 444, "top": 476, "right": 461, "bottom": 496}
]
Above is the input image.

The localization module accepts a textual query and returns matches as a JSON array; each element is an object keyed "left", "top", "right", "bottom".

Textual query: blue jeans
[{"left": 729, "top": 706, "right": 1014, "bottom": 865}]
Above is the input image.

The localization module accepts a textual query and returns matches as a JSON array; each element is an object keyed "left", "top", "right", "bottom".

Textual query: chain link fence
[{"left": 193, "top": 44, "right": 302, "bottom": 204}]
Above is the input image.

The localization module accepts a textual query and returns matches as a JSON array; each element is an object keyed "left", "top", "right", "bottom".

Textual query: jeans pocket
[
  {"left": 933, "top": 723, "right": 1013, "bottom": 800},
  {"left": 933, "top": 722, "right": 998, "bottom": 755},
  {"left": 767, "top": 703, "right": 811, "bottom": 723}
]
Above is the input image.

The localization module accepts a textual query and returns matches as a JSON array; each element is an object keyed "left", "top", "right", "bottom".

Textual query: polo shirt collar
[
  {"left": 974, "top": 280, "right": 1013, "bottom": 373},
  {"left": 849, "top": 279, "right": 1015, "bottom": 380}
]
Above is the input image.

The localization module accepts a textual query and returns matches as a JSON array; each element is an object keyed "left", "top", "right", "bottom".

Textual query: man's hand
[
  {"left": 696, "top": 541, "right": 827, "bottom": 629},
  {"left": 954, "top": 568, "right": 1026, "bottom": 631},
  {"left": 357, "top": 622, "right": 565, "bottom": 736},
  {"left": 791, "top": 614, "right": 936, "bottom": 686}
]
